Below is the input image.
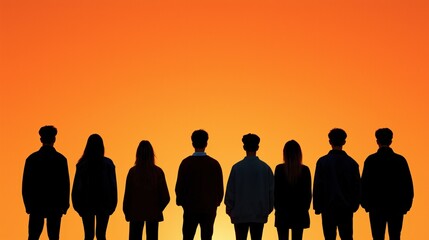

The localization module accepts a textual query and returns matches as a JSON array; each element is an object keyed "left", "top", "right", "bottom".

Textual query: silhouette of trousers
[
  {"left": 369, "top": 212, "right": 404, "bottom": 240},
  {"left": 234, "top": 223, "right": 264, "bottom": 240},
  {"left": 28, "top": 213, "right": 62, "bottom": 240},
  {"left": 129, "top": 221, "right": 159, "bottom": 240},
  {"left": 276, "top": 227, "right": 304, "bottom": 240},
  {"left": 321, "top": 210, "right": 353, "bottom": 240},
  {"left": 182, "top": 211, "right": 216, "bottom": 240},
  {"left": 81, "top": 214, "right": 110, "bottom": 240}
]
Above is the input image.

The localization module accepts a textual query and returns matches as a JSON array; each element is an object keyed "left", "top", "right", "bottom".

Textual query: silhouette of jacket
[
  {"left": 313, "top": 150, "right": 360, "bottom": 214},
  {"left": 225, "top": 156, "right": 274, "bottom": 224},
  {"left": 274, "top": 164, "right": 311, "bottom": 228},
  {"left": 123, "top": 165, "right": 170, "bottom": 222},
  {"left": 361, "top": 147, "right": 414, "bottom": 214},
  {"left": 22, "top": 145, "right": 70, "bottom": 216},
  {"left": 72, "top": 157, "right": 117, "bottom": 216},
  {"left": 175, "top": 155, "right": 224, "bottom": 213}
]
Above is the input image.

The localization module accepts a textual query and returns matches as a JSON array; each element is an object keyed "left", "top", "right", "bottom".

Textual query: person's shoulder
[
  {"left": 301, "top": 164, "right": 310, "bottom": 172},
  {"left": 275, "top": 163, "right": 285, "bottom": 171},
  {"left": 103, "top": 157, "right": 116, "bottom": 168}
]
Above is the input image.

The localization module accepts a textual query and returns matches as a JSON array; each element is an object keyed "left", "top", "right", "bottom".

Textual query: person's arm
[
  {"left": 274, "top": 165, "right": 282, "bottom": 211},
  {"left": 304, "top": 166, "right": 312, "bottom": 210},
  {"left": 351, "top": 162, "right": 361, "bottom": 213},
  {"left": 401, "top": 157, "right": 414, "bottom": 213},
  {"left": 268, "top": 166, "right": 274, "bottom": 214},
  {"left": 360, "top": 159, "right": 370, "bottom": 212},
  {"left": 109, "top": 162, "right": 118, "bottom": 215},
  {"left": 224, "top": 167, "right": 235, "bottom": 216},
  {"left": 22, "top": 156, "right": 33, "bottom": 214},
  {"left": 122, "top": 169, "right": 132, "bottom": 221},
  {"left": 61, "top": 156, "right": 70, "bottom": 215},
  {"left": 313, "top": 160, "right": 322, "bottom": 214},
  {"left": 175, "top": 161, "right": 186, "bottom": 206},
  {"left": 216, "top": 162, "right": 224, "bottom": 206},
  {"left": 159, "top": 169, "right": 170, "bottom": 211}
]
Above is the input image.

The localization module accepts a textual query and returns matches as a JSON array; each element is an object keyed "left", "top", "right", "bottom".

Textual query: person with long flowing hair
[
  {"left": 274, "top": 140, "right": 312, "bottom": 240},
  {"left": 123, "top": 140, "right": 170, "bottom": 240},
  {"left": 72, "top": 134, "right": 117, "bottom": 240}
]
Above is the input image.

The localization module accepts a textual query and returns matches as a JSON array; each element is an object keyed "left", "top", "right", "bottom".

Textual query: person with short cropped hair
[
  {"left": 225, "top": 133, "right": 274, "bottom": 240},
  {"left": 22, "top": 125, "right": 70, "bottom": 240},
  {"left": 313, "top": 128, "right": 360, "bottom": 240},
  {"left": 175, "top": 129, "right": 224, "bottom": 240},
  {"left": 361, "top": 128, "right": 414, "bottom": 240}
]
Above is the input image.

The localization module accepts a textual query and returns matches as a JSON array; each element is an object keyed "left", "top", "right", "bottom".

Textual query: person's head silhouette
[
  {"left": 242, "top": 133, "right": 260, "bottom": 153},
  {"left": 328, "top": 128, "right": 347, "bottom": 148},
  {"left": 135, "top": 140, "right": 155, "bottom": 167},
  {"left": 375, "top": 128, "right": 393, "bottom": 147},
  {"left": 191, "top": 129, "right": 209, "bottom": 151},
  {"left": 39, "top": 125, "right": 57, "bottom": 145}
]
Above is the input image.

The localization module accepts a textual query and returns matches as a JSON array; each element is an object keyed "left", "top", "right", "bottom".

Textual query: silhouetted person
[
  {"left": 225, "top": 133, "right": 274, "bottom": 240},
  {"left": 361, "top": 128, "right": 414, "bottom": 240},
  {"left": 22, "top": 125, "right": 70, "bottom": 240},
  {"left": 274, "top": 140, "right": 311, "bottom": 240},
  {"left": 313, "top": 128, "right": 360, "bottom": 240},
  {"left": 123, "top": 140, "right": 170, "bottom": 240},
  {"left": 175, "top": 129, "right": 224, "bottom": 240},
  {"left": 72, "top": 134, "right": 117, "bottom": 240}
]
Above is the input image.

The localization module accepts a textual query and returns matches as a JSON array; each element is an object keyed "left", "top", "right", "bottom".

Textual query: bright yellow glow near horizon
[{"left": 1, "top": 1, "right": 428, "bottom": 239}]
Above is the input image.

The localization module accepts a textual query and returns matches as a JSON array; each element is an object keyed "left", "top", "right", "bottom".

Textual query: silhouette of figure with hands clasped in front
[
  {"left": 175, "top": 129, "right": 224, "bottom": 240},
  {"left": 313, "top": 128, "right": 360, "bottom": 240},
  {"left": 274, "top": 140, "right": 312, "bottom": 240},
  {"left": 361, "top": 128, "right": 414, "bottom": 240},
  {"left": 72, "top": 134, "right": 117, "bottom": 240},
  {"left": 123, "top": 140, "right": 170, "bottom": 240},
  {"left": 22, "top": 125, "right": 70, "bottom": 240},
  {"left": 225, "top": 133, "right": 274, "bottom": 240}
]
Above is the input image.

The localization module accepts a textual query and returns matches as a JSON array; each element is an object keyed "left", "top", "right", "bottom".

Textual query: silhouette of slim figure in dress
[
  {"left": 22, "top": 125, "right": 70, "bottom": 240},
  {"left": 274, "top": 140, "right": 312, "bottom": 240},
  {"left": 361, "top": 128, "right": 414, "bottom": 240},
  {"left": 175, "top": 130, "right": 224, "bottom": 240},
  {"left": 313, "top": 128, "right": 360, "bottom": 240},
  {"left": 72, "top": 134, "right": 117, "bottom": 240},
  {"left": 225, "top": 133, "right": 274, "bottom": 240},
  {"left": 123, "top": 140, "right": 170, "bottom": 240}
]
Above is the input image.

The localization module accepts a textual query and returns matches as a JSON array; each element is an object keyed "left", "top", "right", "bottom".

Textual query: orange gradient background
[{"left": 1, "top": 1, "right": 428, "bottom": 239}]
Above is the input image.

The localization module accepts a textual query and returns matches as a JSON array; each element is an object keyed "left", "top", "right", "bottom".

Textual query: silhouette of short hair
[
  {"left": 328, "top": 128, "right": 347, "bottom": 147},
  {"left": 191, "top": 129, "right": 209, "bottom": 149},
  {"left": 242, "top": 133, "right": 260, "bottom": 152},
  {"left": 39, "top": 125, "right": 57, "bottom": 144},
  {"left": 375, "top": 128, "right": 393, "bottom": 146}
]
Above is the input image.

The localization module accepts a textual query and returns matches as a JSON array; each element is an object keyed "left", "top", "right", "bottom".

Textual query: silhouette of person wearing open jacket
[
  {"left": 123, "top": 140, "right": 170, "bottom": 240},
  {"left": 72, "top": 134, "right": 117, "bottom": 240}
]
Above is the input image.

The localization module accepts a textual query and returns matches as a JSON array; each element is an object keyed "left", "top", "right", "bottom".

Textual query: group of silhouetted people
[{"left": 23, "top": 126, "right": 414, "bottom": 240}]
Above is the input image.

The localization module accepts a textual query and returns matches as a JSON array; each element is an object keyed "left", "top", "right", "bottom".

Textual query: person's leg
[
  {"left": 46, "top": 214, "right": 62, "bottom": 240},
  {"left": 276, "top": 227, "right": 289, "bottom": 240},
  {"left": 337, "top": 211, "right": 353, "bottom": 240},
  {"left": 321, "top": 212, "right": 337, "bottom": 240},
  {"left": 129, "top": 221, "right": 144, "bottom": 240},
  {"left": 200, "top": 212, "right": 216, "bottom": 240},
  {"left": 249, "top": 223, "right": 264, "bottom": 240},
  {"left": 28, "top": 214, "right": 44, "bottom": 240},
  {"left": 146, "top": 221, "right": 159, "bottom": 240},
  {"left": 82, "top": 214, "right": 95, "bottom": 240},
  {"left": 291, "top": 228, "right": 303, "bottom": 240},
  {"left": 387, "top": 213, "right": 404, "bottom": 240},
  {"left": 234, "top": 223, "right": 249, "bottom": 240},
  {"left": 95, "top": 214, "right": 110, "bottom": 240},
  {"left": 182, "top": 211, "right": 199, "bottom": 240},
  {"left": 369, "top": 212, "right": 387, "bottom": 240}
]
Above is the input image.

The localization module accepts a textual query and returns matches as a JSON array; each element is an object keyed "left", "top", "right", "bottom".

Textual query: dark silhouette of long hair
[
  {"left": 78, "top": 134, "right": 105, "bottom": 166},
  {"left": 135, "top": 140, "right": 155, "bottom": 168},
  {"left": 283, "top": 140, "right": 303, "bottom": 185}
]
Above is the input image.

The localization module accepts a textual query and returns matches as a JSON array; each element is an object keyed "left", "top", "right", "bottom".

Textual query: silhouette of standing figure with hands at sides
[
  {"left": 225, "top": 133, "right": 274, "bottom": 240},
  {"left": 274, "top": 140, "right": 311, "bottom": 240},
  {"left": 123, "top": 140, "right": 170, "bottom": 240},
  {"left": 361, "top": 128, "right": 414, "bottom": 240},
  {"left": 72, "top": 134, "right": 117, "bottom": 240},
  {"left": 22, "top": 125, "right": 70, "bottom": 240},
  {"left": 175, "top": 129, "right": 224, "bottom": 240},
  {"left": 313, "top": 128, "right": 360, "bottom": 240}
]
